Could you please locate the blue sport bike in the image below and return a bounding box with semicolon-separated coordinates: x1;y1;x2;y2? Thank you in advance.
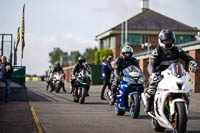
115;65;145;118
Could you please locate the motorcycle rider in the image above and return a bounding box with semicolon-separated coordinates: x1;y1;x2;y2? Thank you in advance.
46;66;54;90
145;29;198;112
53;62;64;73
111;45;141;105
52;62;66;93
70;56;91;95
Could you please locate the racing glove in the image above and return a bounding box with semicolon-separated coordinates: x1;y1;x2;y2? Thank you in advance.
189;61;198;73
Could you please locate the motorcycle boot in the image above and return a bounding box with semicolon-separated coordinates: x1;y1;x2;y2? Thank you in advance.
145;86;156;112
110;86;117;105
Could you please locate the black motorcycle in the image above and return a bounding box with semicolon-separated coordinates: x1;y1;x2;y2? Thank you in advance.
73;68;91;104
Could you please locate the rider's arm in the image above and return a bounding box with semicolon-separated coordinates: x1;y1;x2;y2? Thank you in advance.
177;47;195;62
114;58;121;79
73;64;79;76
177;47;196;71
150;48;160;73
132;57;141;71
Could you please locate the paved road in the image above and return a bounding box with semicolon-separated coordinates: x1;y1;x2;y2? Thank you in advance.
27;82;200;133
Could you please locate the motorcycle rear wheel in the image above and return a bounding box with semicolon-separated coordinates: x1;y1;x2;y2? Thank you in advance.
73;88;79;102
115;105;125;116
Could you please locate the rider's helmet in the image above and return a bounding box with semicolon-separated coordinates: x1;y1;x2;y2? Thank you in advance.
158;29;176;50
55;61;60;67
121;45;133;60
78;56;85;65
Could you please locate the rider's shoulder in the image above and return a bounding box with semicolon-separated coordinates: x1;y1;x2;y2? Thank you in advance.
115;56;122;63
173;46;183;52
152;47;159;57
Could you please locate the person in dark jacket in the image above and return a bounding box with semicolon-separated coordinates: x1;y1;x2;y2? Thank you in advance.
70;56;90;95
0;56;13;102
52;62;66;93
100;56;113;100
145;29;198;112
111;45;141;105
53;62;64;73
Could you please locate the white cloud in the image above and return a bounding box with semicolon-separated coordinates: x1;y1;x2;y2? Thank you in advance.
21;33;98;75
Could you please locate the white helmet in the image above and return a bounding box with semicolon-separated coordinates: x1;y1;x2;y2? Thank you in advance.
122;45;133;54
121;45;133;59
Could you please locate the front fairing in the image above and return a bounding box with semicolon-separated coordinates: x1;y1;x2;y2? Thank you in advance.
116;66;145;110
76;69;91;86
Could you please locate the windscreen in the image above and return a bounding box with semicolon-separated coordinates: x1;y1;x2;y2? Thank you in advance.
123;65;141;73
168;63;184;77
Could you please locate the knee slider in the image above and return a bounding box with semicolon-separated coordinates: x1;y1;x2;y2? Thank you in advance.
146;88;155;96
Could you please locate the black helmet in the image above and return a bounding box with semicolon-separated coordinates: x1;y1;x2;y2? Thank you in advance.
78;56;85;64
158;29;176;50
55;61;60;67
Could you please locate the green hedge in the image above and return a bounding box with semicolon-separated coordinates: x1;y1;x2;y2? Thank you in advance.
95;49;113;65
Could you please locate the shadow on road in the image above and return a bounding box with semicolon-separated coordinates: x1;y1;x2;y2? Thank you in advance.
138;114;151;120
28;90;53;102
189;116;200;120
85;102;108;105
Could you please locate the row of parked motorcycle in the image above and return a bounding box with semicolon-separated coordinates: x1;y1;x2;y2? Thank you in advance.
47;62;194;133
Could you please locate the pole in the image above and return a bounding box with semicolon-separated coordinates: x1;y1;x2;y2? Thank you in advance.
121;22;124;46
1;34;4;56
125;20;128;45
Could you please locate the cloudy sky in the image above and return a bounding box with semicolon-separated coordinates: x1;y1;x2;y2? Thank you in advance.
0;0;200;75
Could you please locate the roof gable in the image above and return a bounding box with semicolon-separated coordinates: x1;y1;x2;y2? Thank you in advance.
113;9;198;32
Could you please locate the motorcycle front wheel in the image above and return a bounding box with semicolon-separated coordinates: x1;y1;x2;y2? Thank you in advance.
73;88;79;102
130;93;140;119
173;102;187;133
79;87;86;104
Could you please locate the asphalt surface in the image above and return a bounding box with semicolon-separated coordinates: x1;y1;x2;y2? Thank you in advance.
0;101;37;133
28;81;200;133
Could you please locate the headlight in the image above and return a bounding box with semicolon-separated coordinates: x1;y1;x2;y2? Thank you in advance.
138;78;144;82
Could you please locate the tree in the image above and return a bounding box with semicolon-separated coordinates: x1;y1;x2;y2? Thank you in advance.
49;48;65;65
68;51;81;65
83;47;98;63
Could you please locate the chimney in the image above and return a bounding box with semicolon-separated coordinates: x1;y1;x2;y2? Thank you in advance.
141;0;149;11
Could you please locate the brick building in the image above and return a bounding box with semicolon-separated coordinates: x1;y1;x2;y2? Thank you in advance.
95;5;200;92
96;8;199;59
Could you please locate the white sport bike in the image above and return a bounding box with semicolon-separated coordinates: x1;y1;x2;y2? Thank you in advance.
142;63;194;133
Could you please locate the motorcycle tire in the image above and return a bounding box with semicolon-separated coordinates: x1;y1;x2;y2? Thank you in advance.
130;93;140;119
115;105;125;116
73;88;79;102
174;102;187;133
152;119;165;132
79;88;86;104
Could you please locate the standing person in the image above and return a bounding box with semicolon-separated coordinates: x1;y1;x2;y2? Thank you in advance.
0;56;13;102
100;56;113;100
145;29;198;112
111;45;141;105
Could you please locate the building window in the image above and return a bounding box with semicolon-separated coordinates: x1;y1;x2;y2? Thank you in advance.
127;34;141;45
110;36;115;49
175;35;191;44
102;38;110;49
141;35;148;44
